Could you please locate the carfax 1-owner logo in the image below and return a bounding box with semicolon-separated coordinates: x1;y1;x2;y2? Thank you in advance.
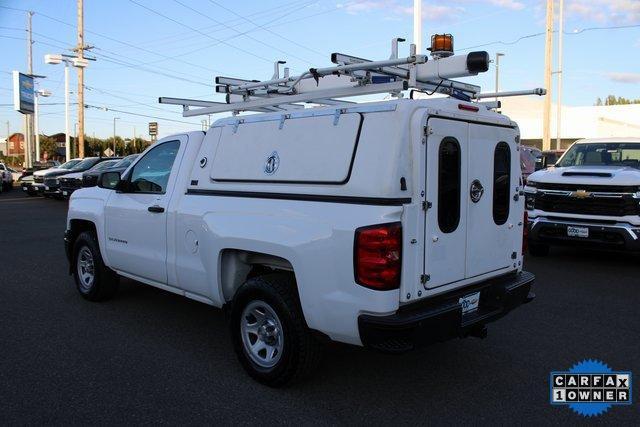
550;359;632;417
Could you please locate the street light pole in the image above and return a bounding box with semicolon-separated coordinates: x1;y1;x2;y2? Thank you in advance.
113;117;120;156
495;52;504;103
34;89;50;161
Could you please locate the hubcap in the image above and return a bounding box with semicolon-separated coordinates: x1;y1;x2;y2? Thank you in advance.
76;246;95;291
240;300;284;368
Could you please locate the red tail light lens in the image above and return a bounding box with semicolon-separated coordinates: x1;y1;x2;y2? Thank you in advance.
354;222;402;290
523;211;529;254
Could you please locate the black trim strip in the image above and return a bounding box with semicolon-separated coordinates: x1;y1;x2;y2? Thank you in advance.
428;115;517;129
212;113;364;185
186;189;412;206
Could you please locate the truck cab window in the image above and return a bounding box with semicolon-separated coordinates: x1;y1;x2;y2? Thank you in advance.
493;141;511;225
438;137;461;233
129;140;180;194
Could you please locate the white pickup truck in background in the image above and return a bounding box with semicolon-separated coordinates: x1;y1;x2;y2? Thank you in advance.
526;138;640;255
65;98;535;386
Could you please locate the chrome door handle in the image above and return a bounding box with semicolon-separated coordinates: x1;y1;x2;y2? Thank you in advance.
148;205;165;213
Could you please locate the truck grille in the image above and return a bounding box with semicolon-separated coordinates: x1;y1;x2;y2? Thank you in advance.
60;178;82;189
34;175;44;183
82;175;99;187
535;193;640;217
44;177;58;187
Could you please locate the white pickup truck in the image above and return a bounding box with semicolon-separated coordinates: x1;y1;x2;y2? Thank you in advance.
65;97;535;386
525;137;640;255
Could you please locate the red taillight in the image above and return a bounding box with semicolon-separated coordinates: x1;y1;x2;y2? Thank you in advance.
523;211;529;254
354;222;402;290
458;103;479;112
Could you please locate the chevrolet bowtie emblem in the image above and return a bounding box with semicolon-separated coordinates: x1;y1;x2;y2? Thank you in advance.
571;189;592;199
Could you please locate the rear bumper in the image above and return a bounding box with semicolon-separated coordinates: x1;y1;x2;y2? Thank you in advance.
358;271;535;352
529;216;640;250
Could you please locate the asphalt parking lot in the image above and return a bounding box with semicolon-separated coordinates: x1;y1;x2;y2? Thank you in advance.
1;191;638;424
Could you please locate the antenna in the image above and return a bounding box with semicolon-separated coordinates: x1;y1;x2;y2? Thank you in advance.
160;37;545;117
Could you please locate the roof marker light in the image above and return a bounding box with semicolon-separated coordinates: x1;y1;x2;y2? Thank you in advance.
458;103;479;112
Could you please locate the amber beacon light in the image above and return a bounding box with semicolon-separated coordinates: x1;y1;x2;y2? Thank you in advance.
429;34;454;58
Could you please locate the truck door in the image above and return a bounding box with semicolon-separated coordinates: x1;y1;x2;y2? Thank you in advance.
104;137;185;284
423;118;469;289
465;124;518;277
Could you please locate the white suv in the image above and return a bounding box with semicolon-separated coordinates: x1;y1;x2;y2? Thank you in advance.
525;138;640;255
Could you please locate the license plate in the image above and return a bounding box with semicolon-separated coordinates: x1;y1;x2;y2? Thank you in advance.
45;186;49;190
567;226;589;238
459;291;481;314
63;191;68;196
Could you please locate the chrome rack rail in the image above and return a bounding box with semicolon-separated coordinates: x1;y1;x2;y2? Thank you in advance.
160;38;545;117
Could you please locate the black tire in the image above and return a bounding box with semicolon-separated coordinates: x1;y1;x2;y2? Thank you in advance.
229;273;323;387
72;231;119;301
528;242;550;257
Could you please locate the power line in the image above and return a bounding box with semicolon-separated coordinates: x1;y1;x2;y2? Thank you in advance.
171;0;314;65
459;23;640;51
0;4;225;76
97;1;322;71
85;104;200;125
130;0;317;48
207;0;327;58
128;0;274;63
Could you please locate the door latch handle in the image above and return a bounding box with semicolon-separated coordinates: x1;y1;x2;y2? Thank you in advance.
148;205;165;213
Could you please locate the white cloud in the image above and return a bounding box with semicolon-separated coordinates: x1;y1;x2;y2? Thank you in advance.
567;0;640;24
337;1;464;21
607;72;640;84
487;0;525;11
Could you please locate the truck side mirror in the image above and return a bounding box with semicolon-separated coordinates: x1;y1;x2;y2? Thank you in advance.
99;171;122;190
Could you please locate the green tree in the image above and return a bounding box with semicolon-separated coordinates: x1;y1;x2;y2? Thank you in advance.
39;135;58;159
598;95;640;106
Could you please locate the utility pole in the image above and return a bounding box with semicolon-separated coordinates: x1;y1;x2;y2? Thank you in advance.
413;0;422;52
542;0;554;151
65;63;71;160
556;0;564;151
26;11;34;168
76;0;86;158
113;117;120;156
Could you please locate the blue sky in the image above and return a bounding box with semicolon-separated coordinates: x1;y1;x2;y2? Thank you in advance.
1;0;639;139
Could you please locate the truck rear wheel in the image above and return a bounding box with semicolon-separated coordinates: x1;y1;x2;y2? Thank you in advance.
72;231;119;301
229;273;323;387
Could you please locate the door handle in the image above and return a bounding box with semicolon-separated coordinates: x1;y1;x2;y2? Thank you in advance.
148;205;165;213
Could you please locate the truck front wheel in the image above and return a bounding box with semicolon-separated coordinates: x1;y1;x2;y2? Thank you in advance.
72;231;119;301
229;273;323;387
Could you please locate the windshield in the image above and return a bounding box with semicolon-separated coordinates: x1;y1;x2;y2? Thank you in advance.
60;160;82;170
70;158;99;171
89;160;119;171
557;143;640;169
113;154;138;168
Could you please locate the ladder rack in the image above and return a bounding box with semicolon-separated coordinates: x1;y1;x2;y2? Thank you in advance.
160;38;545;117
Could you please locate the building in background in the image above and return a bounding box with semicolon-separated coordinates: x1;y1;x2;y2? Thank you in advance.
6;133;25;157
500;98;640;149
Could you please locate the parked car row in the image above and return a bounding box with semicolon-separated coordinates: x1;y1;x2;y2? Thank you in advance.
20;154;139;199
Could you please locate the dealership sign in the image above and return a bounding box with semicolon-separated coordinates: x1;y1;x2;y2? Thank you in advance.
13;71;35;114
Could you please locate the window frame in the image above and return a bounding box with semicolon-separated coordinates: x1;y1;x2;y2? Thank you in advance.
124;140;181;195
437;137;462;234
